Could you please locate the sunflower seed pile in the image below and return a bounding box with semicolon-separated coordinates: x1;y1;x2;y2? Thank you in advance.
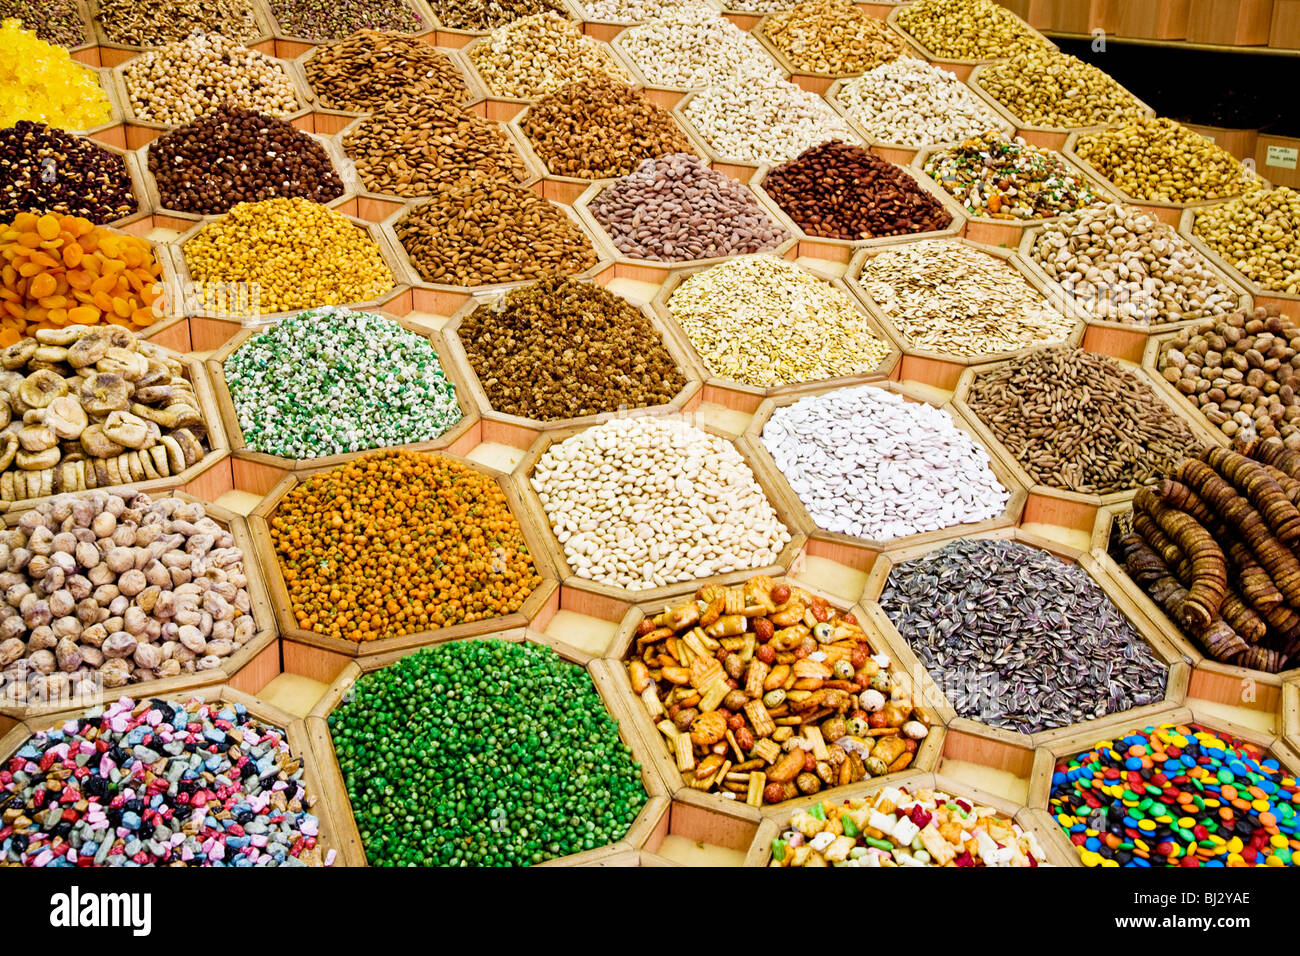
879;538;1168;734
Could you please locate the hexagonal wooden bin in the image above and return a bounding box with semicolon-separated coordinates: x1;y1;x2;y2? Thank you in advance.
1179;204;1300;318
950;345;1227;544
302;631;669;866
265;0;439;59
750;7;925;95
1026;706;1300;867
0;492;276;721
85;0;278;66
246;449;559;660
846;237;1088;392
650;256;903;415
884;3;1058;81
513;418;807;606
0;683;342;866
604;576;945;818
205;312;481;497
744;380;1027;559
440;284;702;435
859;526;1190;757
748;155;970;276
608;17;786;98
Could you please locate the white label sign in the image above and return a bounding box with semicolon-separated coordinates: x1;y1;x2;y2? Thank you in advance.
1266;145;1299;170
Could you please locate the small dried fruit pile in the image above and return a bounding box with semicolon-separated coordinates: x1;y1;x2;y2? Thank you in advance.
629;575;930;807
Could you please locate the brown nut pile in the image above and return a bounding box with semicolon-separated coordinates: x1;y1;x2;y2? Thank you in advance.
1192;186;1300;296
459;277;685;420
762;141;952;241
760;0;908;76
629;576;930;807
1115;438;1300;673
966;346;1202;495
466;12;630;100
342;94;528;198
977;49;1148;129
894;0;1048;59
395;173;599;287
0;325;209;505
1158;307;1300;447
431;0;568;30
0;490;257;694
95;0;261;46
302;30;472;114
1074;118;1255;205
519;80;693;180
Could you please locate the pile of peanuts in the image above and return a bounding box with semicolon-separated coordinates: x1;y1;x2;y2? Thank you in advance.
1191;186;1300;295
617;8;783;90
467;12;629;99
759;0;908;76
1074;118;1256;204
976;49;1148;129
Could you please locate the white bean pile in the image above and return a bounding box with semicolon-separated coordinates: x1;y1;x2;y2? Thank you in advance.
680;72;862;165
530;416;791;590
618;8;782;89
833;57;1010;147
581;0;717;22
762;386;1010;541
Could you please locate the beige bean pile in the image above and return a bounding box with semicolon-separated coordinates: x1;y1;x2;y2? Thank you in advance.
833;57;1010;147
1030;202;1239;326
1074;118;1255;204
1192;186;1300;295
681;73;862;165
668;255;892;387
894;0;1048;59
123;34;300;126
342;94;528;197
530;416;791;590
1157;307;1300;446
467;12;630;99
857;239;1077;357
760;0;908;76
977;49;1148;129
617;8;782;90
725;0;796;10
579;0;719;23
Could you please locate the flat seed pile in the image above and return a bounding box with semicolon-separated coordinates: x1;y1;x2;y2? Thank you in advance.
148;107;343;215
668;255;892;387
681;73;863;166
459;277;684;421
395;174;598;287
1075;117;1255;205
224;307;462;459
269;450;542;642
1156;307;1300;447
1115;438;1300;674
880;538;1167;734
832;57;1010;147
588;153;790;261
430;0;568;30
759;0;908;76
0;1;84;47
1192;186;1300;295
0;122;135;224
519;80;693;180
183;198;394;314
1;697;330;867
329;640;646;867
467;12;630;100
762;141;953;241
857;239;1077;358
122;34;301;127
894;0;1048;59
977;49;1148;129
965;346;1203;495
580;0;715;21
923;132;1097;220
95;0;261;46
268;0;425;40
618;8;784;90
531;416;791;589
342;94;528;197
302;30;471;114
762;386;1010;541
1030;202;1239;326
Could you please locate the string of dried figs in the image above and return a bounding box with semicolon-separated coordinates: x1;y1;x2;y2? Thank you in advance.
629;575;930;807
0;324;209;506
1114;436;1300;673
0;489;256;702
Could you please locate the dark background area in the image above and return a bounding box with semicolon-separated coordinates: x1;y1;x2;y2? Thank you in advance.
1055;37;1300;136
